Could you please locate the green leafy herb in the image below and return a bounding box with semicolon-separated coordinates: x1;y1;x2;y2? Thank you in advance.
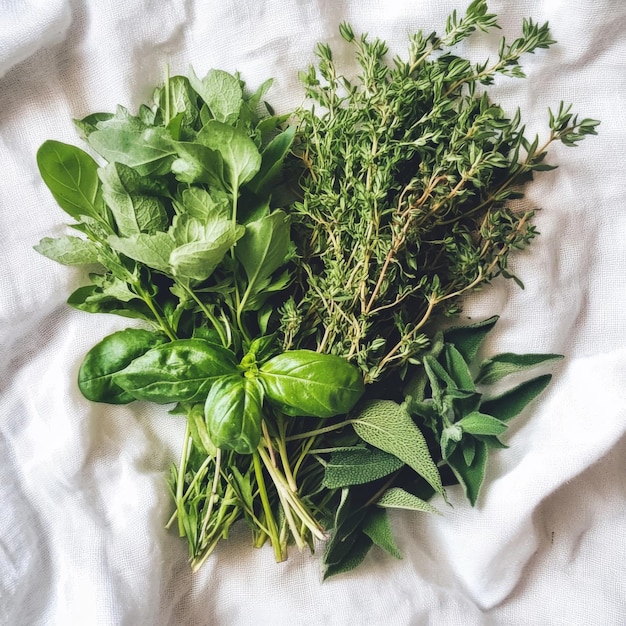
34;0;597;579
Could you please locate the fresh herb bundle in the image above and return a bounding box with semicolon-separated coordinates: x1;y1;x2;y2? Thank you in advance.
35;1;597;578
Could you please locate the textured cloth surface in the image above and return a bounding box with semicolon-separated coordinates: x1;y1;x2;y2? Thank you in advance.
1;1;625;624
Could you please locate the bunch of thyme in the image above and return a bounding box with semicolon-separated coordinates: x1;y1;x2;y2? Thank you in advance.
284;0;598;383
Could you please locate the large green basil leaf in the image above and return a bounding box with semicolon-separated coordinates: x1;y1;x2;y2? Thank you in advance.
205;376;263;454
259;350;364;418
78;328;166;403
114;339;238;404
37;140;103;221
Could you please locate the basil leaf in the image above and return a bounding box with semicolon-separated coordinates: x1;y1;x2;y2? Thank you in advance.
108;232;175;274
37;140;103;221
34;235;101;266
260;350;364;418
236;210;291;309
78;328;166;403
204;376;263;454
114;339;238;403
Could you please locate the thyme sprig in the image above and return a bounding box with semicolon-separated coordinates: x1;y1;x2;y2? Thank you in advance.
286;3;597;384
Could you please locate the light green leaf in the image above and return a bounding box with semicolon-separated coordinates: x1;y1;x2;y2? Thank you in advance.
171;142;225;187
170;214;244;282
376;487;440;514
322;447;404;489
188;68;243;125
197;120;261;190
159;75;199;128
352;400;444;496
444;343;475;390
108;232;175;273
476;352;563;385
34;235;101;266
236;210;291;308
88;127;176;176
457;411;508;436
178;187;229;221
99;162;168;235
362;509;402;559
37;140;103;220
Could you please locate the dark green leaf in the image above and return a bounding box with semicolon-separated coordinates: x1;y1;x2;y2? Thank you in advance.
361;509;402;559
322;447;404;489
443;315;499;363
248;125;296;194
476;352;563;385
260;350;364;418
78;328;165;403
444;343;475;390
456;411;508;435
37;140;103;220
114;338;239;403
447;439;488;506
480;374;553;421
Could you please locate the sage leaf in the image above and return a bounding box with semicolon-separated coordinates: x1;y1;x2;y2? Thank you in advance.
476;352;563;385
444;343;475;390
361;509;402;559
188;68;243;125
114;338;238;403
204;376;263;454
376;487;440;514
260;350;364;418
78;328;165;403
456;411;508;436
447;440;488;506
34;235;101;266
352;400;444;496
37;140;103;220
480;374;553;421
443;315;499;363
322;447;404;489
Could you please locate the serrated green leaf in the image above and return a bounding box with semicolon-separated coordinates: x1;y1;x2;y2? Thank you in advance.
362;509;402;559
480;374;553;422
108;232;175;274
322;447;404;489
352;399;444;496
376;487;440;514
476;352;563;385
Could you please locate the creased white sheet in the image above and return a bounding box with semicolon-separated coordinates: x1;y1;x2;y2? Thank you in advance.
1;1;625;624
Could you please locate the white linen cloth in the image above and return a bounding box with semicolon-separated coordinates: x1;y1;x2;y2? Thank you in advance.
1;1;625;624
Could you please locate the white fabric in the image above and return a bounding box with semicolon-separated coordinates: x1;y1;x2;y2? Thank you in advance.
1;1;625;623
